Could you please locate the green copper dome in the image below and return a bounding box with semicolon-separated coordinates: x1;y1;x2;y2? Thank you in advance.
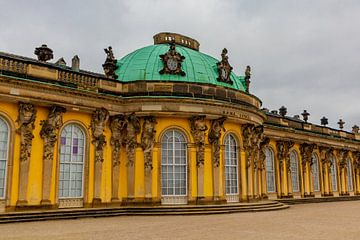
115;44;246;91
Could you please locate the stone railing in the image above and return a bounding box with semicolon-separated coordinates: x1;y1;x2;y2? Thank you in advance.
58;70;99;90
0;57;28;74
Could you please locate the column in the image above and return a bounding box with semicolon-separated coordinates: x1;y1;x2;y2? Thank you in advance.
240;150;247;201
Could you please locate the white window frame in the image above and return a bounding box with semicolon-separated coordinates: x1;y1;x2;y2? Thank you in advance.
347;158;353;192
330;156;338;192
0;117;9;200
312;154;320;192
59;124;85;199
161;129;188;197
265;147;276;193
224;134;239;195
290;151;300;193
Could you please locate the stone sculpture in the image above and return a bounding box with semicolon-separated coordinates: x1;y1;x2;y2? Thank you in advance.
125;113;141;166
40;105;66;162
91;108;109;162
208;117;226;167
141;116;157;170
189;115;208;166
16;102;37;162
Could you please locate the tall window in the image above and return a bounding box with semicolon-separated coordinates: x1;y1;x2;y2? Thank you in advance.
59;124;85;198
265;147;276;193
330;156;338;192
161;129;187;196
224;134;238;195
290;151;300;192
347;158;353;192
312;154;320;192
0;118;9;199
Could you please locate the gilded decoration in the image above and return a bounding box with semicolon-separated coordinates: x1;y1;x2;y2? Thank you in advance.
242;124;264;169
125;113;141;166
40;105;66;162
109;114;126;167
189;115;208;167
159;41;186;76
91;108;109;162
16;102;37;162
276;140;294;172
216;48;233;84
102;46;118;79
141;116;157;170
299;143;317;173
208;117;226;167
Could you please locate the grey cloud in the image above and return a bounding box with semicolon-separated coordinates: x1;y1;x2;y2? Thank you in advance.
1;0;360;129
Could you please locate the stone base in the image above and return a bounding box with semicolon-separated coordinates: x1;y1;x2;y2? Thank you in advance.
304;194;315;198
92;198;103;207
40;199;52;205
16;200;28;207
121;197;161;206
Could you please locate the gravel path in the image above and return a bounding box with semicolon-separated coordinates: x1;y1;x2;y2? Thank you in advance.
1;201;360;240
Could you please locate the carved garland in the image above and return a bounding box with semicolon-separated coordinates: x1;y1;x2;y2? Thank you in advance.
91;108;109;162
16;102;37;162
141;116;157;170
189;115;208;167
208;117;226;167
40;105;66;162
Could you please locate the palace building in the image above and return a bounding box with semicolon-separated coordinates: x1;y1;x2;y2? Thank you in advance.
0;32;359;212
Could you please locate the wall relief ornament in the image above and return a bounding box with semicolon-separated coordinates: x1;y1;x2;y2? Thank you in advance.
242;124;264;169
102;46;118;79
337;149;349;169
189;115;208;167
109;114;127;167
216;48;233;84
40;105;66;162
276;140;295;172
159;41;186;76
299;143;317;172
16;102;37;162
141;116;157;170
208;117;226;167
125;113;141;167
91;108;109;162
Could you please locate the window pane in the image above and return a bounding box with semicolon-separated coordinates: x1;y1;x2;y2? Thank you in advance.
59;124;85;199
161;130;187;197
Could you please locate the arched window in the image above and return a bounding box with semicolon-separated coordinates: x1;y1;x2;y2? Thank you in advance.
265;147;276;193
161;129;187;197
330;155;338;192
312;154;320;192
347;158;353;192
59;124;85;198
224;134;238;195
290;151;300;192
0;118;9;199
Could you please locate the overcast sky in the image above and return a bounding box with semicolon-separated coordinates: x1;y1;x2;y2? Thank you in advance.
1;0;360;130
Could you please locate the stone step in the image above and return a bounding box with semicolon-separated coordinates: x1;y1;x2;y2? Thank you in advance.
0;201;288;224
277;196;360;205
